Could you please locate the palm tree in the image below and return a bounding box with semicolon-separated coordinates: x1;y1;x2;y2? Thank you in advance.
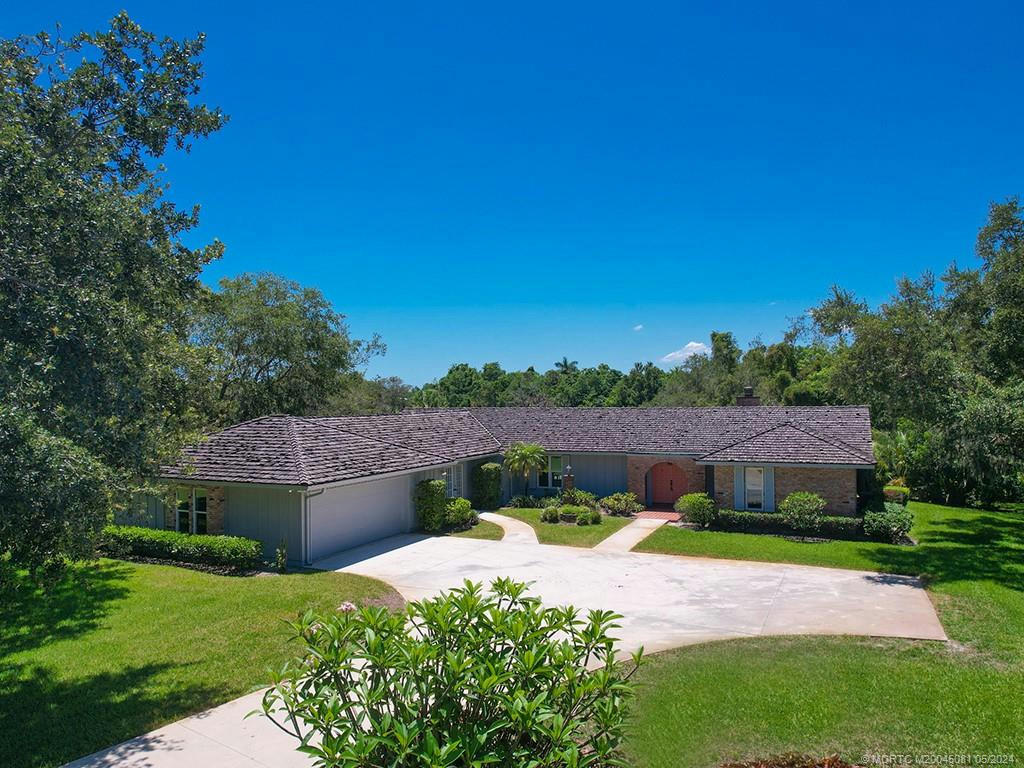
554;356;579;375
502;442;548;497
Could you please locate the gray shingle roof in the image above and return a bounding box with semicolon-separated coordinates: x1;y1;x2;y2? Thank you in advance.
467;406;875;463
160;405;874;488
695;421;873;465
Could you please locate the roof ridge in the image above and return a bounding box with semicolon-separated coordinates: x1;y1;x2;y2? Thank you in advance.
465;412;504;451
294;416;456;463
698;420;795;458
698;420;870;463
781;421;872;463
283;417;311;485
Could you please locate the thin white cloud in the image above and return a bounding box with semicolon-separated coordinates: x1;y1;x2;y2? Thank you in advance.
633;324;644;331
660;341;710;363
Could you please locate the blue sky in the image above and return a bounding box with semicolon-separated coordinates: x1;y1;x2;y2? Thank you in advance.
6;2;1023;384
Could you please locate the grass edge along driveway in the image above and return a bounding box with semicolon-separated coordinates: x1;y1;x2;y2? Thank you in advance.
624;501;1024;766
497;506;632;547
0;560;401;768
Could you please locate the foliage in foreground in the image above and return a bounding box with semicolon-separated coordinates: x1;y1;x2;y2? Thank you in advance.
260;578;641;768
0;14;225;576
100;525;263;569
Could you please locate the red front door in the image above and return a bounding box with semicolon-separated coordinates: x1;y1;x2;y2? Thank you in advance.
650;462;686;506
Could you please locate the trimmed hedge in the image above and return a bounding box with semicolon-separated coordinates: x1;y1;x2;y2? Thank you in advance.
675;492;716;528
415;479;447;532
599;492;644;517
713;510;863;539
101;525;263;569
864;502;914;543
471;462;502;510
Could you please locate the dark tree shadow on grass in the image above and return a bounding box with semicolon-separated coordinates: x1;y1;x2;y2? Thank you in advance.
857;509;1024;592
0;661;221;768
0;560;132;658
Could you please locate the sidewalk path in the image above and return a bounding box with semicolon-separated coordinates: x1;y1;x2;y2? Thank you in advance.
593;517;666;552
479;511;539;544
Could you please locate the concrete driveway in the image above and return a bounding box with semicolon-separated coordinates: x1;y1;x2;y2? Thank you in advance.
67;532;945;767
316;531;946;654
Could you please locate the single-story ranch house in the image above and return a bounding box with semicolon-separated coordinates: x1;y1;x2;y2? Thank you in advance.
122;397;875;565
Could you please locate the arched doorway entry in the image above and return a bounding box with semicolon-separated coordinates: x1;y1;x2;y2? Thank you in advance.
648;462;687;507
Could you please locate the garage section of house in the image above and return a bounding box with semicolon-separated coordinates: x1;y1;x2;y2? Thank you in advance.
139;403;874;564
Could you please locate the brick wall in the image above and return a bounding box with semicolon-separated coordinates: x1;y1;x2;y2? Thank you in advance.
774;467;858;516
626;455;705;505
713;465;735;508
207;486;226;534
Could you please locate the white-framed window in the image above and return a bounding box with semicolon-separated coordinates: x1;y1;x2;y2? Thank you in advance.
174;487;190;532
537;455;563;489
193;489;208;534
172;487;209;534
744;467;764;510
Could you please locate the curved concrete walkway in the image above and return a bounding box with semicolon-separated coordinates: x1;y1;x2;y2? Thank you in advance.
479;511;539;544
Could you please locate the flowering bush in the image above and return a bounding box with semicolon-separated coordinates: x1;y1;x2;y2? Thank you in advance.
259;579;641;767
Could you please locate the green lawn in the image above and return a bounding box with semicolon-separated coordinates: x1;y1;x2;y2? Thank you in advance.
625;502;1024;766
498;507;633;547
0;560;400;768
449;519;504;540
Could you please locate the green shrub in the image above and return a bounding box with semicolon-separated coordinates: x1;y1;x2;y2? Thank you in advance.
599;491;644;516
468;510;480;527
586;508;603;525
539;507;561;523
470;462;502;510
779;491;827;532
414;479;447;532
713;510;862;539
260;579;641;767
539;495;561;509
883;485;910;506
818;515;864;539
558;505;590;524
558;487;598;508
508;494;542;508
864;502;914;543
675;492;716;528
100;525;262;569
445;497;474;529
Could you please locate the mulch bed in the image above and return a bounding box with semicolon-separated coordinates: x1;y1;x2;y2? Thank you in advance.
104;553;263;577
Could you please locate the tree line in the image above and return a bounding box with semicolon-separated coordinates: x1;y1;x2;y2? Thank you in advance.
2;15;1021;579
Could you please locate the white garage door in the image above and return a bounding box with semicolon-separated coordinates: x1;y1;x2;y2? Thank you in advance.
307;474;415;561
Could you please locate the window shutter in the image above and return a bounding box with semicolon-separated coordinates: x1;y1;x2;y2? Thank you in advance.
764;467;775;512
733;466;744;510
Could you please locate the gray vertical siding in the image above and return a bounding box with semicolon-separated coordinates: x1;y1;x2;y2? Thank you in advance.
499;452;629;501
564;453;628;498
224;485;303;562
116;493;165;528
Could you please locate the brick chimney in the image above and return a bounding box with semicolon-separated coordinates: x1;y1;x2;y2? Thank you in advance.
736;386;761;406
